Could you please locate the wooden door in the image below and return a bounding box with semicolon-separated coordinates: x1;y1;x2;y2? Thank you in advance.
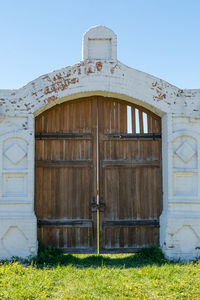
35;97;98;253
35;96;162;253
98;98;162;252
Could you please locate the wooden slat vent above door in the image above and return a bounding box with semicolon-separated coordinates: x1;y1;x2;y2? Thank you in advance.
101;98;161;135
127;105;161;134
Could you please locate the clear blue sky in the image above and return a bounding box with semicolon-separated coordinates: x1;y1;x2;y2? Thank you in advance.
1;0;200;90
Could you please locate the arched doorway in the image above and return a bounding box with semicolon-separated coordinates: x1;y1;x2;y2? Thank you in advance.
35;96;162;253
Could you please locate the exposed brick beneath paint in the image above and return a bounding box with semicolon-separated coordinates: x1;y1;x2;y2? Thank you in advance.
0;59;199;116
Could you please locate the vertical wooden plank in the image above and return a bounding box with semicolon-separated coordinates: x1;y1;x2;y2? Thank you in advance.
75;168;81;219
110;100;114;133
71;101;75;132
131;107;136;134
114;101;118;133
75;101;80;132
65;102;69;132
79;101;83;131
119;103;127;133
135;167;141;219
35;115;43;134
147;115;152;133
152;117;161;134
46;109;52;133
113;101;116;132
51;107;56;133
54;105;60;132
139;109;144;133
87;99;91;132
60;103;64;133
124;103;127;133
68;102;73;132
43;111;47;133
103;100;108;133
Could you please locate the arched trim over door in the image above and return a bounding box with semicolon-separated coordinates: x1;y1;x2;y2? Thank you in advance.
35;96;162;253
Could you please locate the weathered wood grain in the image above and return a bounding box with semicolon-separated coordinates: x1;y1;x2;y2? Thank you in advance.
35;96;162;252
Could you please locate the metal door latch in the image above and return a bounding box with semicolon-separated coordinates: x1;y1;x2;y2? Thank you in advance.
99;196;105;212
90;196;105;212
91;196;97;212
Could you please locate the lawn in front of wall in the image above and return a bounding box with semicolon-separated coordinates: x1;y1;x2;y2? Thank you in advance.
0;247;200;299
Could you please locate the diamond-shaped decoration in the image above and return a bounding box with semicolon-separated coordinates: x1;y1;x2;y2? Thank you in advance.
175;142;196;163
4;144;26;164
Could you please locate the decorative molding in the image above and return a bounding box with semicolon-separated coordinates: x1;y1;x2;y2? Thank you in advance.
175;141;196;163
4;143;26;165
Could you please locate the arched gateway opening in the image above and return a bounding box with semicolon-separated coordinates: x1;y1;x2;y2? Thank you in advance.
35;96;162;253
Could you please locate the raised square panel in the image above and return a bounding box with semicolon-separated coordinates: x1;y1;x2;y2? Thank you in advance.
174;172;197;196
88;39;111;59
3;173;27;197
175;142;196;163
2;226;28;257
4;144;26;165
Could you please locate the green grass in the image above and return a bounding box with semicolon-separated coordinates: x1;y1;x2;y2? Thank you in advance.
0;246;200;299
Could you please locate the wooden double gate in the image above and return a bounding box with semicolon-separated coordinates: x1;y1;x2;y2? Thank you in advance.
35;96;162;253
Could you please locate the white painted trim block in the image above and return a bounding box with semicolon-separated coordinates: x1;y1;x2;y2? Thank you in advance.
82;25;117;60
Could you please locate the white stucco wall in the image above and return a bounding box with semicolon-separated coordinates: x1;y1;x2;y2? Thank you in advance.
0;25;200;260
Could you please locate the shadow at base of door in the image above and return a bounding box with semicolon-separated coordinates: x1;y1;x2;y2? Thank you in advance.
61;246;158;254
35;244;166;269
